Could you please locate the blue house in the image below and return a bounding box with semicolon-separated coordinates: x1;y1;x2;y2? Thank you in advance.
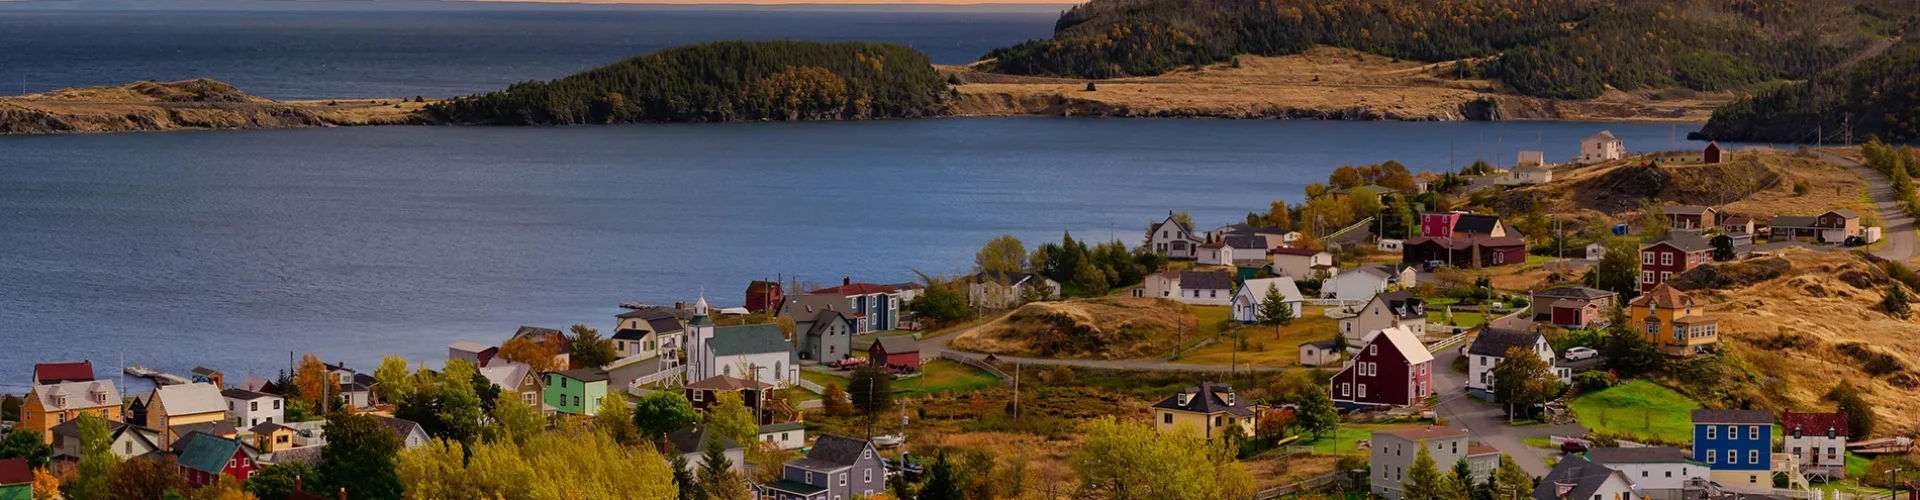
1691;409;1774;489
806;280;901;333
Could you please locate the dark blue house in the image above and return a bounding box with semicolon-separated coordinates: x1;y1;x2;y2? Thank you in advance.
1692;409;1774;489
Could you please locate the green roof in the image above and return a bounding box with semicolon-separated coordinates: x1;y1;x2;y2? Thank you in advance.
176;433;243;474
708;324;790;356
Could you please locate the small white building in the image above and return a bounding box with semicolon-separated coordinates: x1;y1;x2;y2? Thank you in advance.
1463;328;1571;401
1322;265;1415;302
222;388;284;429
1198;235;1268;267
1269;248;1335;279
1378;239;1404;253
1580;131;1627;163
1174;271;1235;306
1586;447;1707;493
1782;412;1851;479
966;271;1060;310
1496;164;1553;186
1149;212;1204;260
1231;277;1303;323
1298;339;1343;367
1139;270;1182;299
757;422;806;451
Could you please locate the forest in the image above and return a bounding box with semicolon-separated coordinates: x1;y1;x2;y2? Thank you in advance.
1696;38;1920;143
428;41;951;125
980;0;1908;100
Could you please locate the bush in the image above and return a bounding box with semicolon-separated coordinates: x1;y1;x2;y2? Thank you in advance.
1574;371;1617;392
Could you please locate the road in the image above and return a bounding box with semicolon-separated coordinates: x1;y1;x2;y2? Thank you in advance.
1823;152;1918;261
1427;347;1586;478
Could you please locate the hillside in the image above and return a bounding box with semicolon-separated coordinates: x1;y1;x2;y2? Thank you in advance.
1498;149;1872;220
979;0;1905;101
1696;38;1920;143
949;297;1190;360
427;41;950;125
0;79;429;135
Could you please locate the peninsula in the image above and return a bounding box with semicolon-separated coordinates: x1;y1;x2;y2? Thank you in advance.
0;79;429;135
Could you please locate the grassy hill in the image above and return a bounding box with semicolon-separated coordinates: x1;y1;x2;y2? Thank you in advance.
980;0;1907;100
949;297;1193;360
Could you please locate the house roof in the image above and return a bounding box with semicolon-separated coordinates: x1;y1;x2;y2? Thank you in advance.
1586;130;1619;142
1377;426;1468;442
221;388;276;401
1587;447;1693;465
781;294;851;323
665;426;744;455
1642;232;1713;253
155;383;229;417
33;361;95;384
1374;291;1426;319
1150;382;1256;417
872;336;920;355
1628;284;1694;309
1468;328;1544;357
1238;277;1303;304
1362;326;1433;365
479;361;532;391
448;341;493;353
803;309;854;340
1770;215;1819;228
799;434;874;468
1663;206;1715;216
250;422;295;435
176;432;245;474
239;375;275;393
747;280;782;293
763;479;828;496
1221;234;1268;250
809;283;899;296
172;421;238;445
267;446;325;467
1782;412;1849;437
760;422;806;434
1452;214;1505;235
975;271;1037;285
1216;224;1288;237
372;415;425;442
1269;247;1328;257
1157;212;1195;234
1469;445;1501;457
0;458;30;486
1535;286;1616;301
192;366;221;377
1826;209;1861;219
1404;236;1526;250
32;379;120;412
708;324;792;357
687;375;773;391
1532;455;1622;500
1179;271;1233;290
611;328;652;341
1691;409;1774;424
1722;216;1753;226
548;368;609;383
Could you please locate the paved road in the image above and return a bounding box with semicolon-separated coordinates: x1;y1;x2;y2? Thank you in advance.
1428;347;1586;478
1823;152;1918;261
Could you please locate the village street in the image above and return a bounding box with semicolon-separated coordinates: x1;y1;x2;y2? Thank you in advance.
1823;152;1918;261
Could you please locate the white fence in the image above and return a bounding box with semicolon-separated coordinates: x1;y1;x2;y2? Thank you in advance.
796;378;826;394
1308;299;1366;308
630;365;685;388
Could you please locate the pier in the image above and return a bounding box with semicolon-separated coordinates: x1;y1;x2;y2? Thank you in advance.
123;365;190;386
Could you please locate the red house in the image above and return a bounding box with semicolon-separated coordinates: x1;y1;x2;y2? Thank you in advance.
174;432;259;487
1329;326;1434;408
1420;212;1509;239
869;336;921;370
745;280;785;315
1704;141;1724;164
1638;232;1713;293
1401;236;1526;269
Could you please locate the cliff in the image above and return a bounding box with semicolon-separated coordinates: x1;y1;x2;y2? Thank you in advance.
0;79;432;135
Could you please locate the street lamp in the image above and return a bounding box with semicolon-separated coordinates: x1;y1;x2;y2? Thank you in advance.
1888;468;1904;500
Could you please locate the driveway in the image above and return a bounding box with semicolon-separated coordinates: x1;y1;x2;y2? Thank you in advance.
1428;347;1586;477
1822;152;1918;261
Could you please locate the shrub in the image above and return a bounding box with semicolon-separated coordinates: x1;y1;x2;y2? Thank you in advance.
1792;181;1811;196
1574;371;1617;392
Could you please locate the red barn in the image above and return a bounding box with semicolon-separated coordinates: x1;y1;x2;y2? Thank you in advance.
175;432;259;487
1329;326;1434;409
870;336;921;370
745;280;785;314
1704;141;1724;164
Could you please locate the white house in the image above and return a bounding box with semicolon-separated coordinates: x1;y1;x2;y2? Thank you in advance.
372;415;431;450
1580;131;1626;163
222;388;284;429
685;298;798;388
967;271;1060;309
1532;455;1640;500
758;422;807;451
1198;235;1268;267
1585;242;1607;261
1496;164;1553;186
1782;412;1851;479
1269;248;1335;279
479;361;540;408
1336;291;1427;348
1149;212;1203;260
669;426;746;475
1298;339;1343;367
1231;277;1303;323
1464;328;1571;401
1322;265;1415;302
1586;447;1708;493
1173;271;1234;306
1517;150;1546;167
1137;270;1181;299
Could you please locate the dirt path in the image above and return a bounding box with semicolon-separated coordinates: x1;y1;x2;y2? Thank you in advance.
1821;151;1918;261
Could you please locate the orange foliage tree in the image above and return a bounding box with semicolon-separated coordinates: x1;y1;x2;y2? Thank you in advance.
498;336;565;373
291;353;337;410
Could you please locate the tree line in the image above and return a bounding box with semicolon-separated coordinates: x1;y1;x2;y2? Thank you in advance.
1698;36;1920;143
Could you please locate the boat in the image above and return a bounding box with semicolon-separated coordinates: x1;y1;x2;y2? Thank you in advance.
871;434;904;448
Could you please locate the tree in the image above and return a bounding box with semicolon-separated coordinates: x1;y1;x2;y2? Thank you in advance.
1329;166;1365;189
706;391;758;447
31;468;58;500
1825;382;1877;439
1346;189;1384;224
956;450;998;500
1019;279;1058;304
1592;237;1641;298
1447;459;1476;500
1489;455;1531;500
633;391;700;450
1296;386;1339;440
319;413;405;500
487;390;543;445
568;324;618;369
62;414;116;500
822;383;854;417
1257;284;1296;329
1404;442;1446;500
1070;259;1110;296
0;428;52;469
105;454;189;500
848;364;894;420
594;394;642;447
911;279;970;324
917;452;964;500
435;358;484;443
746;442;796;485
1264;201;1293;229
1882;284;1911;319
1638;201;1670;238
372;355;417;408
672;453;697;500
246;462;316;500
1071;417;1249;500
1492;346;1558;421
498;335;565;373
1710;235;1736;262
471;370;501;416
1171;211;1194;231
291;353;337;410
191;476;257;500
1255;408;1296;440
1602;305;1663;378
1383;196;1416;239
696;438;750;500
1378;161;1419;194
976;235;1028;274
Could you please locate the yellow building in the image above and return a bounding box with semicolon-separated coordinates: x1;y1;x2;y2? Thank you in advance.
250;422;301;453
19;380;122;444
144;383;232;451
1628;284;1720;357
1151;382;1258;440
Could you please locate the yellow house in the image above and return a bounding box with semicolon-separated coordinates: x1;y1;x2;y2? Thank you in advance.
1151;382;1258;440
250;422;301;453
19;380;122;444
1628;284;1720;357
144;383;231;451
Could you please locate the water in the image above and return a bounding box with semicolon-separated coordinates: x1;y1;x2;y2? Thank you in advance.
1;119;1706;393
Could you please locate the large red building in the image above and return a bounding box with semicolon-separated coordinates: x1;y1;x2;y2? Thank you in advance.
745;280;785;314
1639;233;1713;293
1329;326;1434;409
1401;236;1527;269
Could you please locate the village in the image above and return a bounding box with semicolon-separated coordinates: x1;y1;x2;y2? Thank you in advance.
2;134;1919;500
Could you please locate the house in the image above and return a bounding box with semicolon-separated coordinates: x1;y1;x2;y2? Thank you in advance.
1497;164;1553;186
1148;212;1205;260
510;326;571;369
222;389;283;429
1585;242;1606;261
1580;131;1627;163
1464;328;1571;401
1329;326;1433;409
1231;277;1303;323
686;299;798;387
1209;224;1295;248
0;458;30;500
479;360;541;408
1370;426;1498;500
238;375;276;394
1173;271;1234;306
19;379;120;444
50;419;161;462
1299;340;1343;367
1704;142;1724;164
758;422;807;451
173;432;261;487
1639;232;1713;293
1269;248;1335;279
612;307;687;361
371;415;429;449
966;271;1060;310
145;383;235;451
1139;270;1182;299
1692;409;1775;491
1531;286;1618;329
32;361;94;385
191;367;225;388
543;369;610;416
1530;455;1638;500
1150;382;1258;440
1770;210;1863;243
1663;206;1718;232
1415;172;1443;193
250;422;301;454
808;279;902;332
746;280;786;314
1322;265;1414;302
667;426;745;474
1517;150;1547;167
1782;412;1850;480
1337;291;1427;347
1422;212;1510;239
1721;216;1755;236
447;341;497;368
869;336;921;370
1403;236;1527;269
1587;447;1708;493
882;282;924;307
1629;284;1720;357
762;434;888;500
779;294;857;364
685;375;775;425
1198;234;1269;266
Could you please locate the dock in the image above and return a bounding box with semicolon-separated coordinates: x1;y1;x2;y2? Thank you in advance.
124;365;190;386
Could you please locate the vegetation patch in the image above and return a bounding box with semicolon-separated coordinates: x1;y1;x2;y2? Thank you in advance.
951;297;1193;359
1569;380;1700;444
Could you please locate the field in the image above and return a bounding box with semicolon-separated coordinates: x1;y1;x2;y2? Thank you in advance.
1297;423;1425;456
1427;310;1487;329
897;360;1001;397
1569;380;1700;443
1179;306;1339;367
0;79;427;134
950;297;1194;359
800;369;848;390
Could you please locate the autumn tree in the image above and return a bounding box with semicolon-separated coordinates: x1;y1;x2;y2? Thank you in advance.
372;355;417;405
291;354;337;411
975;235;1028;275
747;442;796;485
707;391;758;446
1019;279;1058;304
594;394;642;447
1264;201;1293;229
1488;455;1531;500
1378;161;1418;194
1071;417;1253;500
1329;166;1365;189
1491;346;1558;421
633;391;700;451
1255;408;1296;440
397;423;677;500
105;453;189;500
62;414;116;500
30;468;58;500
568;324;617;369
498;335;564;373
822;383;854;417
487;390;544;445
190;476;256;500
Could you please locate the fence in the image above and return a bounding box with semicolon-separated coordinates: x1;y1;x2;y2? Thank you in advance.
939;351;1014;385
1550;435;1654;448
1255;472;1351;499
796;379;826;394
630;365;685;388
1326;216;1377;242
1307;299;1366;308
1427;333;1469;351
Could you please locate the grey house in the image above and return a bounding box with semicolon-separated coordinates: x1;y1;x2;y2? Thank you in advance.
1370;426;1500;500
762;434;886;500
778;295;857;364
667;426;746;475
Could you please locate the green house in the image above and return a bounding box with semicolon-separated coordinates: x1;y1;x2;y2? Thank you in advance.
0;458;31;500
543;369;610;416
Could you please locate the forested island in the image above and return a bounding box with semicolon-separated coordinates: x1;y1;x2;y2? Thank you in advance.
427;41;952;125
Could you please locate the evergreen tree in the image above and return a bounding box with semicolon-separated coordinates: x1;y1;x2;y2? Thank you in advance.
61;415;116;500
916;453;964;500
1602;305;1664;378
1882;284;1910;319
1593;238;1641;298
1710;235;1736;262
696;438;750;500
1257;284;1297;330
1296;386;1340;440
318;413;404;500
1489;455;1532;500
672;453;698;500
0;429;52;470
848;364;893;419
1448;459;1477;500
1404;443;1446;500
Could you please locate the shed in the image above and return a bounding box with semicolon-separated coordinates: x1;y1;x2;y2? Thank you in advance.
1704;142;1723;164
1299;339;1342;367
870;336;921;369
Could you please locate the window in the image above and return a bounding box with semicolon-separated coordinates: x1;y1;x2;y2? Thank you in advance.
1163;413;1173;424
1213;416;1223;427
1749;450;1759;464
1370;345;1378;355
1828;447;1838;459
1749;426;1758;440
1642;471;1649;477
840;473;848;487
1642;271;1655;284
228;459;236;468
1708;426;1717;440
1341;383;1351;397
1665;471;1672;478
865;470;873;483
1643;252;1656;265
693;391;704;402
273;400;280;410
573;396;580;407
560;377;568;388
864;450;872;460
806;472;813;483
251;401;258;412
1357;384;1367;398
1727;450;1737;464
1660;271;1672;283
1707;453;1716;464
1660;253;1673;266
1727;425;1737;439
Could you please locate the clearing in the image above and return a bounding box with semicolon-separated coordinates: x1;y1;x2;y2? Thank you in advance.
1178;306;1340;367
950;297;1195;360
1569;380;1700;444
896;360;1001;397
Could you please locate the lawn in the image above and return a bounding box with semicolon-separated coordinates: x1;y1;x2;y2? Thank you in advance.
896;360;1000;397
781;387;820;404
1525;255;1556;265
1427;310;1486;329
800;369;849;390
1845;452;1872;479
1299;423;1424;456
1180;306;1339;367
1569;380;1700;444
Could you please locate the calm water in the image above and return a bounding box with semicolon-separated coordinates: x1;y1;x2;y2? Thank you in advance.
1;119;1706;392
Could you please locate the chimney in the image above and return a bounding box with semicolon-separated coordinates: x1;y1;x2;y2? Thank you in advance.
295;475;302;493
843;277;851;286
339;488;347;500
675;301;686;310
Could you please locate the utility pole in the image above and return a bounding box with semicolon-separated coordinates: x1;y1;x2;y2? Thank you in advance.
1013;363;1021;421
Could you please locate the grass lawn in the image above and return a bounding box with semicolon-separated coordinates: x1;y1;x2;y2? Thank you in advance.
1569;380;1700;443
897;360;1000;397
1845;452;1872;479
800;369;848;390
1525;255;1556;265
1424;298;1462;307
780;387;820;404
1427;310;1486;329
1522;437;1551;448
1300;423;1423;456
1180;306;1339;367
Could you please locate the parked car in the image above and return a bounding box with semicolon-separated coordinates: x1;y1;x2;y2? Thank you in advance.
1845;236;1867;247
1423;260;1450;272
1561;438;1590;455
829;357;869;369
1564;347;1599;361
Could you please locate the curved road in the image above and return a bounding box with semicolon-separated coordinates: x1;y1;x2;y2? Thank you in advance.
1824;152;1918;261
